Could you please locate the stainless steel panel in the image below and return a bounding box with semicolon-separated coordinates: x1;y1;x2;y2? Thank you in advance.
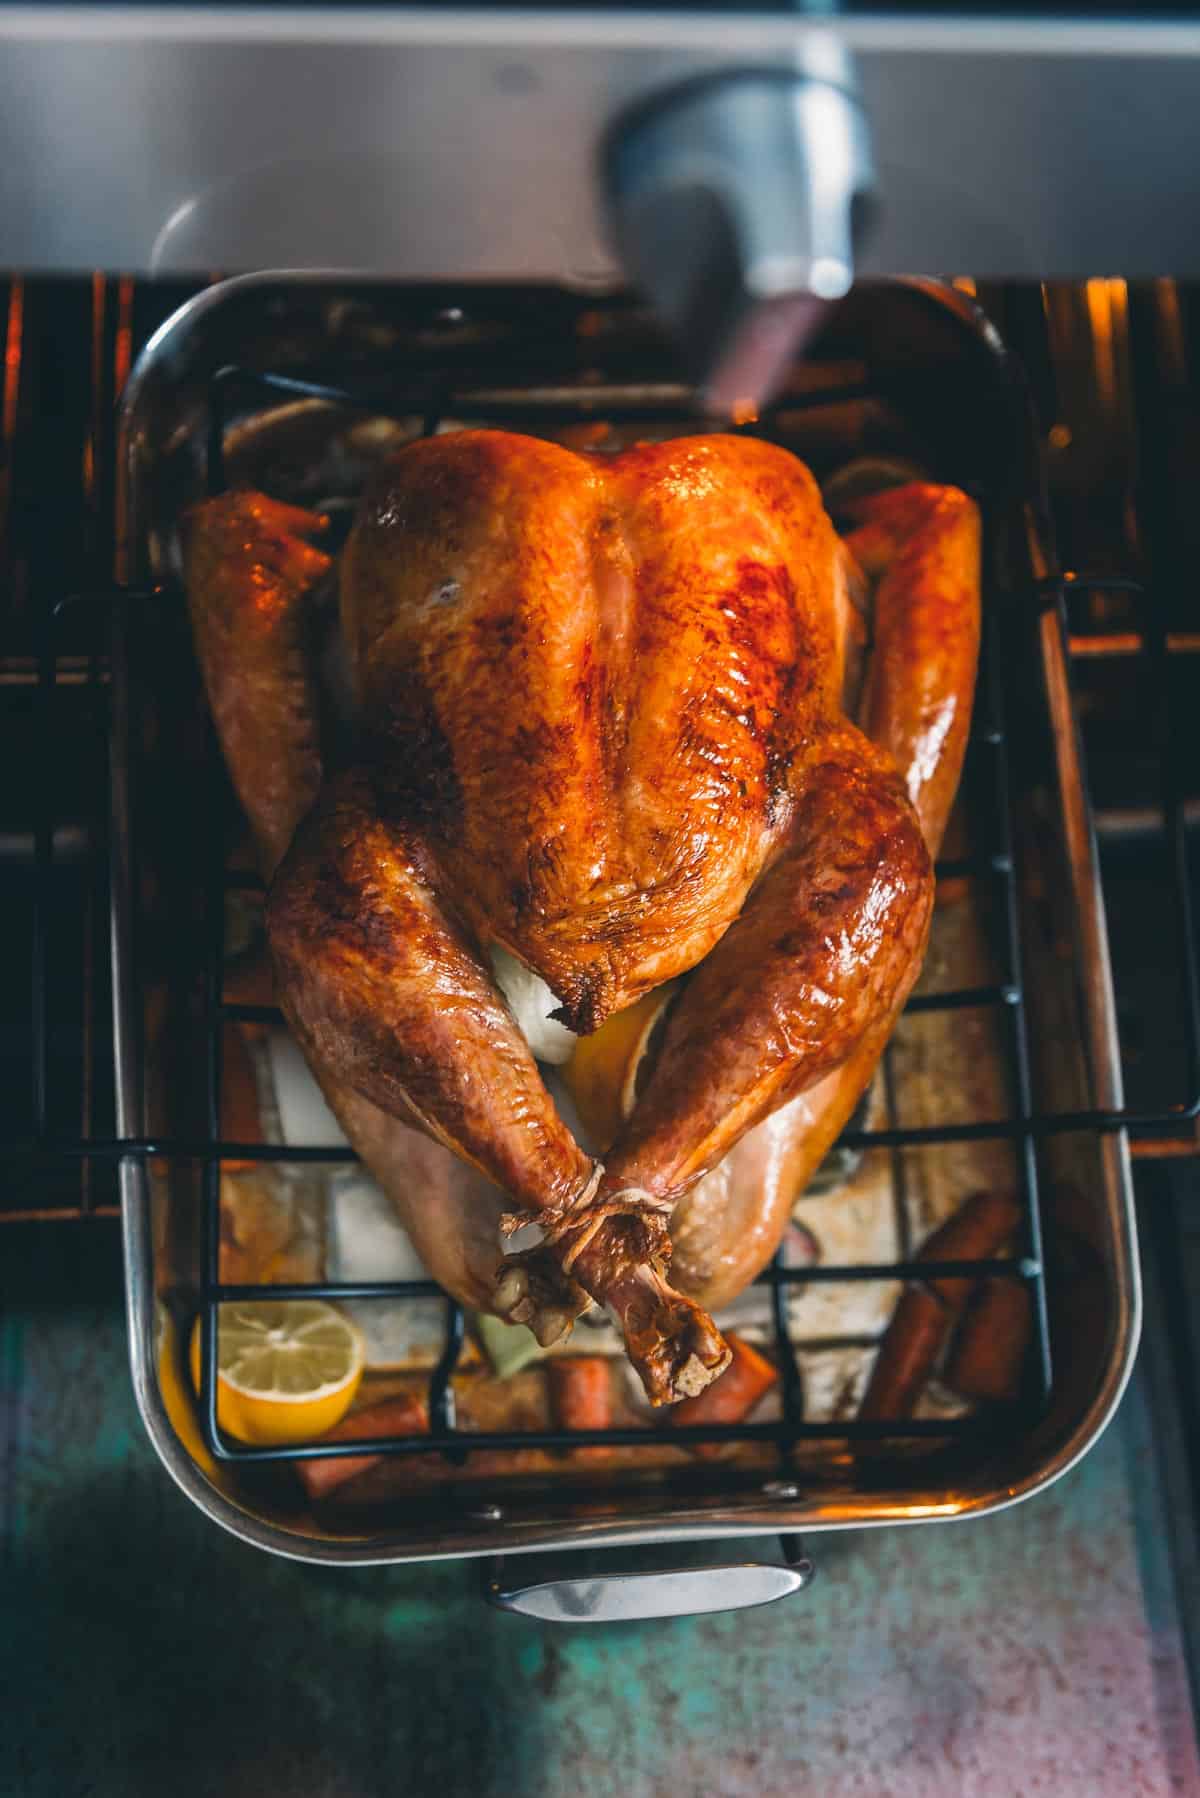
1;12;1199;277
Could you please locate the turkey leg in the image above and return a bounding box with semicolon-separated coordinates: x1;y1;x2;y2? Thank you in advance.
594;724;934;1206
184;496;596;1352
668;481;981;1304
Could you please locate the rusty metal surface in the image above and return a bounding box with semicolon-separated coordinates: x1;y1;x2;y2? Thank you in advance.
2;1222;1195;1797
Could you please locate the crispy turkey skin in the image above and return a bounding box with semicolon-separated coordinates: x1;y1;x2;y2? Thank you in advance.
185;433;979;1403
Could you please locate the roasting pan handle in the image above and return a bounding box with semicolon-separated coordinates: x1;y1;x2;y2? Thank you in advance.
483;1537;813;1623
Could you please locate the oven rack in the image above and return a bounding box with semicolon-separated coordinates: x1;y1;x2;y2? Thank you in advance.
1;276;1194;1477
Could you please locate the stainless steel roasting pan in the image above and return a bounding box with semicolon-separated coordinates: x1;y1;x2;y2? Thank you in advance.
111;275;1139;1606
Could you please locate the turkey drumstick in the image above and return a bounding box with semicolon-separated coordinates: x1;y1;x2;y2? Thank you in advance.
594;723;933;1206
184;493;597;1347
668;481;981;1305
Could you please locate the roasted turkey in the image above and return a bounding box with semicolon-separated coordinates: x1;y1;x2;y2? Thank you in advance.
185;430;979;1404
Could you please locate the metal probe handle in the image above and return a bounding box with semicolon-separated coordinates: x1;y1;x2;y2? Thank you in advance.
604;67;874;416
484;1536;814;1623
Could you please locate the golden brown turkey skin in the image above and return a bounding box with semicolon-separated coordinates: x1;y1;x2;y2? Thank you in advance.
183;493;331;877
340;431;844;1034
667;481;981;1305
599;725;932;1198
268;763;733;1402
186;434;975;1405
269;768;595;1218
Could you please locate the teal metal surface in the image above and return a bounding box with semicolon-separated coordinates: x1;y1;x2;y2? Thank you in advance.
2;1221;1197;1798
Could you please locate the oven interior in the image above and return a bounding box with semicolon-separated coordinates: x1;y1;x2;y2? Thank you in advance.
1;275;1195;1565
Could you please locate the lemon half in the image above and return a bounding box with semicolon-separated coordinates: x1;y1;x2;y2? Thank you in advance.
189;1299;365;1446
156;1299;218;1477
563;985;675;1152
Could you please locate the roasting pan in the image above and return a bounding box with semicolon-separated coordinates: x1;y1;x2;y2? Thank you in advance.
110;275;1139;1606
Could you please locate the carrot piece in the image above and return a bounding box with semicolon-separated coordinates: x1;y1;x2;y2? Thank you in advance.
944;1276;1033;1403
294;1392;428;1501
547;1355;615;1462
859;1190;1022;1422
669;1333;778;1457
858;1288;949;1422
547;1357;612;1432
917;1190;1023;1308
